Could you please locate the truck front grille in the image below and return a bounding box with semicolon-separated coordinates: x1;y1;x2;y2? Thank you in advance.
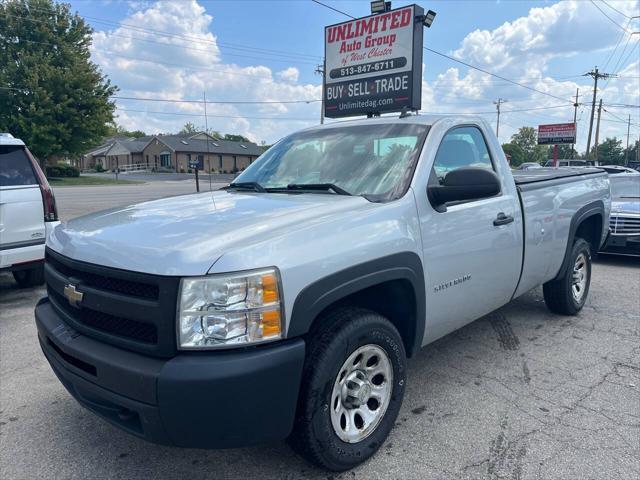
610;215;640;235
44;248;180;357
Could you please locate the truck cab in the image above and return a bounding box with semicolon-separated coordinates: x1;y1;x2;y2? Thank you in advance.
35;115;609;471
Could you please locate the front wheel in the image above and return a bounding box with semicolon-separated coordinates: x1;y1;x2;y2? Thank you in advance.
543;237;592;315
291;308;406;471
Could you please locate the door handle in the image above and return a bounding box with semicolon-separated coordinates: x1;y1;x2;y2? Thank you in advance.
493;212;514;226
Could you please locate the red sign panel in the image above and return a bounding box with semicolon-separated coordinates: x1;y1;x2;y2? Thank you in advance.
537;123;576;145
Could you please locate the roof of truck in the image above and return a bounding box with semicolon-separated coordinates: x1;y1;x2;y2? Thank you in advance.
307;114;485;131
0;133;25;146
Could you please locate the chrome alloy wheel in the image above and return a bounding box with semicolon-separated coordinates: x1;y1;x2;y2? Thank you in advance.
330;344;393;443
571;252;588;302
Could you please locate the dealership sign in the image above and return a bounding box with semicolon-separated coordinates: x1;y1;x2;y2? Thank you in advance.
324;4;424;118
537;123;577;145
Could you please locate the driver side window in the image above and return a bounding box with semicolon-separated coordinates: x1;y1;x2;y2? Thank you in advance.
433;126;494;183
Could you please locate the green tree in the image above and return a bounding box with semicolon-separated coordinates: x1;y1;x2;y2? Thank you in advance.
592;137;624;165
547;144;576;160
0;0;117;162
625;140;639;165
510;127;537;158
501;143;525;167
224;133;251;143
510;127;549;164
179;122;198;135
105;123;146;138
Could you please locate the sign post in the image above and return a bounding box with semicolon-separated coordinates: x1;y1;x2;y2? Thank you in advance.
323;4;424;118
537;123;577;167
189;156;203;192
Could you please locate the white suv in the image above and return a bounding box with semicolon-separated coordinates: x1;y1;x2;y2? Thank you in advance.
0;133;59;287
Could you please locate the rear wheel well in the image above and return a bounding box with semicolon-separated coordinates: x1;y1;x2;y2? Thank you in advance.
575;214;602;253
306;280;418;357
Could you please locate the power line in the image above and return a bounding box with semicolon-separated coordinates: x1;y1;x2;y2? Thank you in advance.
310;0;355;19
115;107;317;122
0;11;323;63
600;0;634;19
590;0;633;33
112;95;321;105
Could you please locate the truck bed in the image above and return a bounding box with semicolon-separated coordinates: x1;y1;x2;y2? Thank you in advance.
513;167;605;189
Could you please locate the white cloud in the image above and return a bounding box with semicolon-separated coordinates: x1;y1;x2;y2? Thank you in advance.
91;0;320;143
89;0;638;150
277;67;300;83
422;0;639;149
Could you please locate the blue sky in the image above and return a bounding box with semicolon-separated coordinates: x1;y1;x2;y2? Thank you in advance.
66;0;639;150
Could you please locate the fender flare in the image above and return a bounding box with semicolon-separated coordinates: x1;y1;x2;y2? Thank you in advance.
287;252;426;357
553;200;605;281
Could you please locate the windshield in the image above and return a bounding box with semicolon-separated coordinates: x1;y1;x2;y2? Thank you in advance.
610;175;640;199
233;123;429;199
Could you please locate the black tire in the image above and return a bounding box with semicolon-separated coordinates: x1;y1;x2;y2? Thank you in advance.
543;238;591;315
290;307;407;471
12;265;45;288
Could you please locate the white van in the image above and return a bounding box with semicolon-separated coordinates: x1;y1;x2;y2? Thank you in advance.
0;133;59;287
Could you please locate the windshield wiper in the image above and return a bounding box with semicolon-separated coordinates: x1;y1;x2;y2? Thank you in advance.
225;181;266;193
285;183;352;196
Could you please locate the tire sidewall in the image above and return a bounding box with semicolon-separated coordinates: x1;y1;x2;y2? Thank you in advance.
566;239;592;312
306;313;406;470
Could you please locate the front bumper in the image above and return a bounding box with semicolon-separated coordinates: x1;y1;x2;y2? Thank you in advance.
35;298;305;448
601;234;640;255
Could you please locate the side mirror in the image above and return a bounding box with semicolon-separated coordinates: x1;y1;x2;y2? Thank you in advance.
427;167;500;207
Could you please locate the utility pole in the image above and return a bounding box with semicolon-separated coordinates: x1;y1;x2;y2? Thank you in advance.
584;67;616;159
315;62;325;125
493;98;507;138
571;88;579;158
625;114;631;166
594;99;603;163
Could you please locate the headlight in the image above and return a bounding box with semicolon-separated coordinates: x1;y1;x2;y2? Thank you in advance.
178;268;283;349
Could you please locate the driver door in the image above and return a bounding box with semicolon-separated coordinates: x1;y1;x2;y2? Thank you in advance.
415;125;523;344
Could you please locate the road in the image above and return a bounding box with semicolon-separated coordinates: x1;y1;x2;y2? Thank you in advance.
52;178;228;221
1;183;639;479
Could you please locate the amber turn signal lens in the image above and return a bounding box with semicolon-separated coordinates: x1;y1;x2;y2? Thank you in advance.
262;273;279;304
262;310;281;337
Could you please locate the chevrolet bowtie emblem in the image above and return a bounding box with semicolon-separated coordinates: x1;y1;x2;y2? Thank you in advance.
63;284;84;308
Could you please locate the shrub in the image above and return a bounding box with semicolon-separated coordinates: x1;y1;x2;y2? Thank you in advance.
188;168;192;174
180;168;185;173
46;164;80;178
95;164;105;173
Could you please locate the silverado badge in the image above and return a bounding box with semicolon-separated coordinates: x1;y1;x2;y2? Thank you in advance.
63;284;83;308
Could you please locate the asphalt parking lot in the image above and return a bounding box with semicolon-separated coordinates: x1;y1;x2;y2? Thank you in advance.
1;183;639;480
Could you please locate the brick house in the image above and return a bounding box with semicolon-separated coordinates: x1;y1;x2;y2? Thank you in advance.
82;133;264;173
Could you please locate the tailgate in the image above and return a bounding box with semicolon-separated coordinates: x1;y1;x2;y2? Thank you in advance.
0;144;45;249
0;185;45;247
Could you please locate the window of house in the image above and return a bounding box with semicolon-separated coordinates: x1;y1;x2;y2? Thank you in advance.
160;152;171;167
219;155;223;169
233;156;237;170
432;126;493;182
197;154;204;162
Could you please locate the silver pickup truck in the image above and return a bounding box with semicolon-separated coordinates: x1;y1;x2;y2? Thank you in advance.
35;115;610;471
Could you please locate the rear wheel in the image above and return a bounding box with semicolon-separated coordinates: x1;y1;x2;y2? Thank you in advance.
12;265;45;288
291;308;406;471
543;238;591;315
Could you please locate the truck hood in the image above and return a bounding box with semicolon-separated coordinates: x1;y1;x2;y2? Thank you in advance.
48;190;372;275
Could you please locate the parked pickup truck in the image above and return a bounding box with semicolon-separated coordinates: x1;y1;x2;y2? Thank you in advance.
35;115;610;471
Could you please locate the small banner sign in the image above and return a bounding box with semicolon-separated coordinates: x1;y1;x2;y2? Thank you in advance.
324;4;424;118
188;157;203;170
537;123;576;145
